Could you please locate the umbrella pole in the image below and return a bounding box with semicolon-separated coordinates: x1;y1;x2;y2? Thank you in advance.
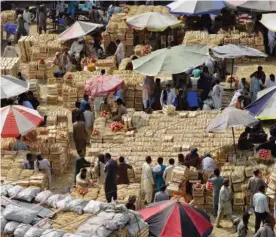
232;127;237;155
230;59;234;89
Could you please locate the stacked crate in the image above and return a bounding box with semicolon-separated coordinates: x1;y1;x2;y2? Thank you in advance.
47;83;58;105
231;167;245;214
1;57;20;76
192;183;205;209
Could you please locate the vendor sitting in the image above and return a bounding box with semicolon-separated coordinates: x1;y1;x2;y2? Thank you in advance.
99;97;111;114
69;38;84;61
249;122;268;144
76;168;92;188
112;98;127;121
238;127;254;150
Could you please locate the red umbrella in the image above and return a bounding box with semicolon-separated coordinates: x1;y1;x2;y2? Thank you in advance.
84;75;123;98
0;105;43;138
138;200;213;237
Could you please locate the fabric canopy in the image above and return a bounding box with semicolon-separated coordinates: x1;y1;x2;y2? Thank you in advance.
139;200;213;237
133;44;209;76
167;0;225;15
260;13;276;32
84;75;123;98
224;0;276;11
205;107;259;132
245;86;276;120
59;21;103;41
0;105;43;138
126;12;181;32
211;44;267;59
1;75;30;99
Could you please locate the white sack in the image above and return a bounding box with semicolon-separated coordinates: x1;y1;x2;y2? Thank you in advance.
4;221;20;234
83;200;104;214
47;194;66;208
41;229;65;237
56;196;72;209
1;216;7;234
65;199;89;214
3;204;38;224
63;234;84;237
1;184;14;196
35;190;53;203
24;226;44;237
8;185;24;197
16;187;41;202
14;223;32;237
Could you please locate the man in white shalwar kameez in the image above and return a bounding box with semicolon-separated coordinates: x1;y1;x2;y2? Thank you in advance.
215;179;233;227
141;156;154;204
211;80;223;110
114;39;125;65
268;30;275;55
34;153;52;189
23;7;31;35
69;38;84;61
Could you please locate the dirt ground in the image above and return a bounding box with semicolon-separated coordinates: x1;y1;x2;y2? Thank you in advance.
2;21;273;237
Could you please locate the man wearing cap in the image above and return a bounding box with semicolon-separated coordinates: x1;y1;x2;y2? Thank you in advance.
215;179;233;228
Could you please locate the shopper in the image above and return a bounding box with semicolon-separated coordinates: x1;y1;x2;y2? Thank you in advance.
104;153;118;203
73;114;87;151
154;185;170;202
3;41;18;57
163;158;175;185
83;104;94;145
12;134;29;151
117;156;133;185
141;156;154;204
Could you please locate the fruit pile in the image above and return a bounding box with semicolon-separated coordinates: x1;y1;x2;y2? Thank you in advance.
81;56;96;65
109;122;125;132
92;129;99;135
76;187;88;195
100;111;109;117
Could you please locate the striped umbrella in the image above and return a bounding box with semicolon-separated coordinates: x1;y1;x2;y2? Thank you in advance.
138;200;213;237
0;105;43;138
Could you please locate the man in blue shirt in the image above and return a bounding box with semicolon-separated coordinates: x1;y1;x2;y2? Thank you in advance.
80;94;89;112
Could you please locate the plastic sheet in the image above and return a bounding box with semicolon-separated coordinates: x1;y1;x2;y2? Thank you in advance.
3;204;38;224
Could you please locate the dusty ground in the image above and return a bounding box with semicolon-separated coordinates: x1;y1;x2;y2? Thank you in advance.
2;21;273;236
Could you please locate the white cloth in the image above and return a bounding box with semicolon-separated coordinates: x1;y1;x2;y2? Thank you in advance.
34;159;52;189
114;42;125;65
23;11;31;34
253;192;270;213
266;79;276;88
163;165;174;185
160;89;176;106
69;40;84;60
268;30;275;55
3;46;18;57
229;91;242;106
211;84;223;109
204;57;215;74
202;156;215;172
218;185;232;215
61;54;72;71
83;110;94;130
141;162;154;203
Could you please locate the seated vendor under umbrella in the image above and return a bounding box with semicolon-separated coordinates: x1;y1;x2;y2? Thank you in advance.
249;123;268;144
238;127;254;150
112;98;127;121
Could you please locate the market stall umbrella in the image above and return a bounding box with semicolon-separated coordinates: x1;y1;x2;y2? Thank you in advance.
138;200;213;237
1;75;30;99
205;107;259;153
84;75;123;98
224;0;276;12
59;21;103;41
260;13;276;32
167;0;225;15
0;105;43;138
133;44;209;76
245;86;276;120
126;12;182;31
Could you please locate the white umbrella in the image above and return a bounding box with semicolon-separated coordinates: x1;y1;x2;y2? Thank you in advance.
133;44;209;76
1;75;30;99
206;107;259;153
224;0;276;11
260;13;276;32
59;21;103;41
126;12;182;32
167;0;225;15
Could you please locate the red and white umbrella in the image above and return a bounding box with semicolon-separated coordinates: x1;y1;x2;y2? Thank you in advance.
84;75;123;98
0;105;43;138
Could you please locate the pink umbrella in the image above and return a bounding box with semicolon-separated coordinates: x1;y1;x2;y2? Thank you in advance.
84;75;123;98
0;105;43;138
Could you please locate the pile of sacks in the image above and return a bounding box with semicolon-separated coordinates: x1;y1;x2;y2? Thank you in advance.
0;185;148;237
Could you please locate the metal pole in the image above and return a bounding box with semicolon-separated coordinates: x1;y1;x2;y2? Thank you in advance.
230;58;234;89
232;127;237;155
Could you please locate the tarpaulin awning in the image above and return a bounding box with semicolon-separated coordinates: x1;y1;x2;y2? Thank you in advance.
126;12;182;32
1;75;30;99
0;105;43;138
260;13;276;32
139;200;213;237
167;0;225;15
59;21;103;41
133;44;209;76
245;85;276;120
84;75;123;98
224;0;276;12
205;107;259;132
210;44;267;59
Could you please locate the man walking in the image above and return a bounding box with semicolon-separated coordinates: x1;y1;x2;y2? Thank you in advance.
253;185;270;233
104;153;118;203
141;156;154;204
73;114;87;151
